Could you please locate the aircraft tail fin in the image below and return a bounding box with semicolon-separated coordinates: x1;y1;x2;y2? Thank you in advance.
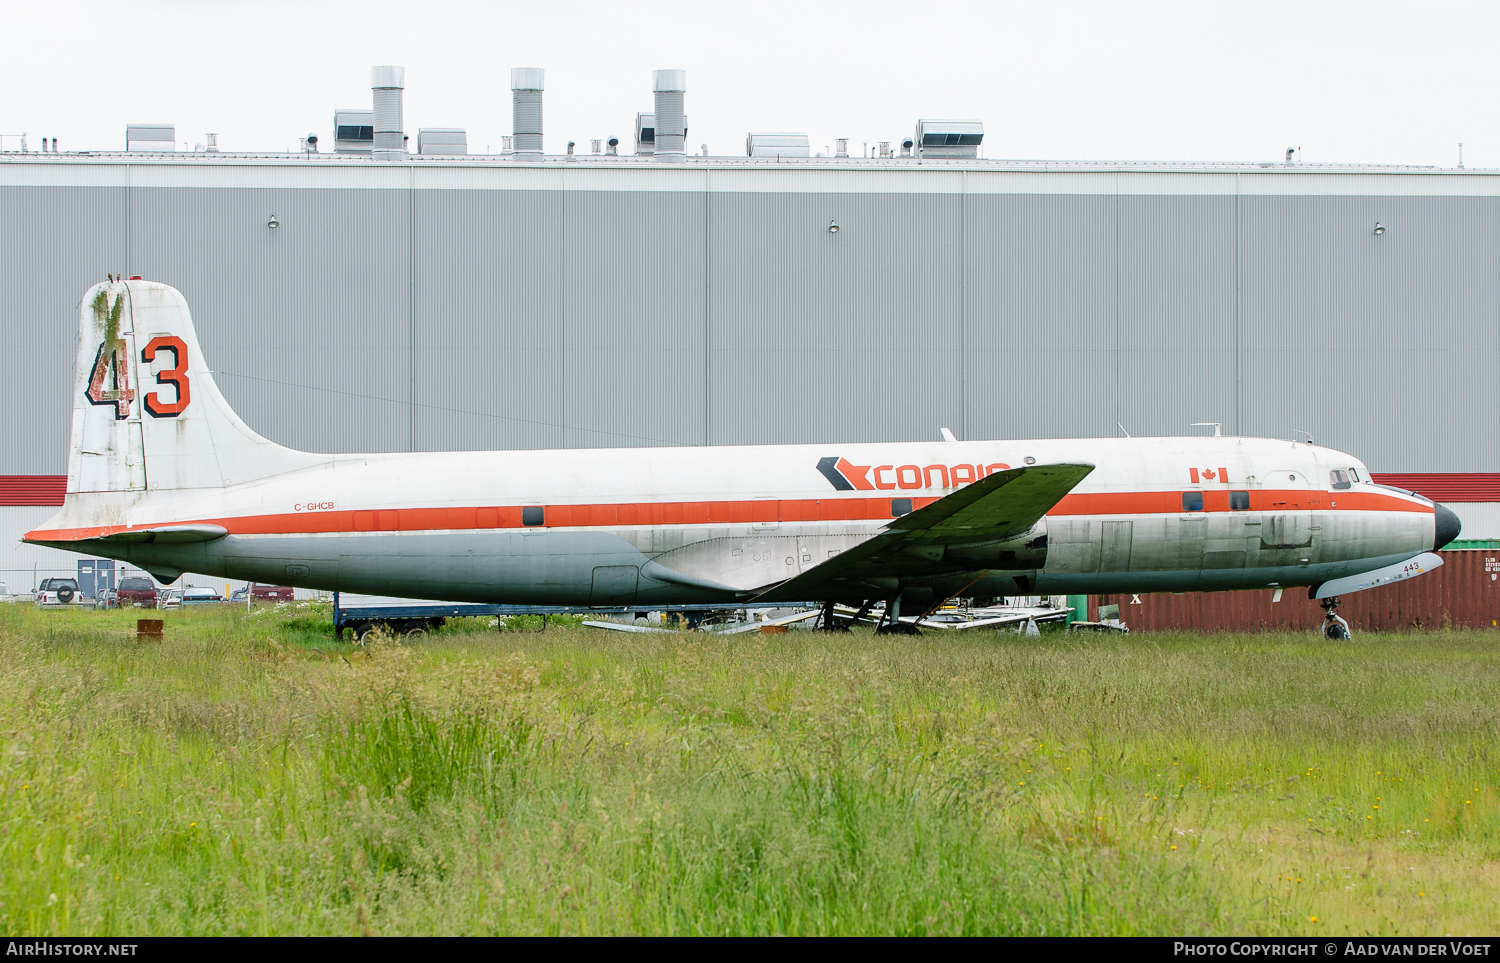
67;278;320;495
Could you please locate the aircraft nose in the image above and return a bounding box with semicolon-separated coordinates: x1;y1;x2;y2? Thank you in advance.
1433;502;1462;550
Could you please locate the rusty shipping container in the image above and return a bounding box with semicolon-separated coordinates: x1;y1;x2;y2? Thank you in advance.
1091;550;1500;632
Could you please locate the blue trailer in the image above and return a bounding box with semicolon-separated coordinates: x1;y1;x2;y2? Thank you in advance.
331;592;804;641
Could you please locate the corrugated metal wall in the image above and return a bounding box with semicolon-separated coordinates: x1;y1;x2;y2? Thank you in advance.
2;163;1496;476
1092;550;1500;631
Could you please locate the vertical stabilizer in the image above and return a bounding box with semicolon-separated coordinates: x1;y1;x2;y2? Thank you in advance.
68;279;321;494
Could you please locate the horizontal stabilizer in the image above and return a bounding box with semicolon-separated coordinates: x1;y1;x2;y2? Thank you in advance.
92;524;229;544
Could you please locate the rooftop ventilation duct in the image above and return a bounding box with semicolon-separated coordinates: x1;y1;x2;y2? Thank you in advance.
371;66;406;161
511;67;545;156
634;113;655;155
417;129;467;155
652;69;686;162
126;124;175;152
333;110;374;155
914;119;983;159
747;133;810;158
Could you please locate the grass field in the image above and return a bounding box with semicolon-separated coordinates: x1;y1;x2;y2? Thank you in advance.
0;602;1495;936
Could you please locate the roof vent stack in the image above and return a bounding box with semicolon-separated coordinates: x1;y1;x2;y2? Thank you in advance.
371;66;406;161
651;69;686;162
511;68;545;156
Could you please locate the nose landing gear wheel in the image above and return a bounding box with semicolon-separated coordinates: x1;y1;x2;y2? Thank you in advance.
1320;596;1351;640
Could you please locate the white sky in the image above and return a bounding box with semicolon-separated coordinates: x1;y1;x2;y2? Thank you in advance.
3;0;1495;167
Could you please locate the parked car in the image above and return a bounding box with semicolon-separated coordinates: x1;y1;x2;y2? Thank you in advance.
230;584;296;602
181;585;225;605
115;576;160;608
36;577;82;608
157;588;183;610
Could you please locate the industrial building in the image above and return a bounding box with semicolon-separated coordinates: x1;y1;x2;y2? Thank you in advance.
3;65;1498;589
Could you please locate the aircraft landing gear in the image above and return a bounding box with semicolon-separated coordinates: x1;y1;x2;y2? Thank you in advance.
818;601;853;632
875;594;921;636
1320;596;1351;640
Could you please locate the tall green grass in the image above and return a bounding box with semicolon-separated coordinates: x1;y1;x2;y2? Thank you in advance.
0;602;1494;934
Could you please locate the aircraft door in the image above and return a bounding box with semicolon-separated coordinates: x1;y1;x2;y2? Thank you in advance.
1100;520;1132;572
1260;470;1314;549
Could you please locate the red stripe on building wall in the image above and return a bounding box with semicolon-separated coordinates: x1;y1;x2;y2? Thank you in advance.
1370;473;1500;502
0;476;66;507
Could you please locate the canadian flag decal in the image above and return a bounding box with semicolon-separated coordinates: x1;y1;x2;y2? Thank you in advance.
1189;467;1230;484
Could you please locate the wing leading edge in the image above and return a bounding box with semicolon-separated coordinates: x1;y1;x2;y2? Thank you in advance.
750;462;1094;603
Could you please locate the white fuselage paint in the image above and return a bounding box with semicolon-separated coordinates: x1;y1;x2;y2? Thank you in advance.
35;436;1434;606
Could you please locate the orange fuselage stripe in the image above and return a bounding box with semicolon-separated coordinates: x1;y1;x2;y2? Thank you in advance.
24;488;1430;544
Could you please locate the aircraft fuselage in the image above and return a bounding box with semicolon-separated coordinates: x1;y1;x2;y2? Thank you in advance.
31;434;1440;606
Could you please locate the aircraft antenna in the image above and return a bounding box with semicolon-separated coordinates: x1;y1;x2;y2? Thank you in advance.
1190;422;1222;437
1117;422;1132;438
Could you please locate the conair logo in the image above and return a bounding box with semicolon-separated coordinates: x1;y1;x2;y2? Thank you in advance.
817;456;1012;492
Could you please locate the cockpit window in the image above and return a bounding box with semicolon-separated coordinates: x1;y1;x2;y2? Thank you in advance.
1347;467;1361;483
1330;470;1351;490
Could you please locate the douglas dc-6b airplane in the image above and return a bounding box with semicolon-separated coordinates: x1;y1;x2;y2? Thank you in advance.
25;280;1460;629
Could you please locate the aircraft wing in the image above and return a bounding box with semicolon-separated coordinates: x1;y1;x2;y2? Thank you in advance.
750;462;1094;603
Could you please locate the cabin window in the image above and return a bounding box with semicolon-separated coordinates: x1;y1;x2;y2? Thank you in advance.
1182;491;1204;512
891;497;913;517
522;506;545;527
1329;470;1352;490
1229;490;1250;511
